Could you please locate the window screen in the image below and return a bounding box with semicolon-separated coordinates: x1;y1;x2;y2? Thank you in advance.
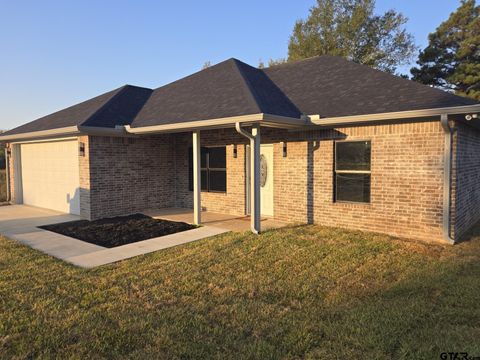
335;141;371;203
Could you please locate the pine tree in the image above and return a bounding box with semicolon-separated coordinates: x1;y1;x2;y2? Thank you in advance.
411;0;480;100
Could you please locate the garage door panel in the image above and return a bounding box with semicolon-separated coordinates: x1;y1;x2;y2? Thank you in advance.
21;140;80;215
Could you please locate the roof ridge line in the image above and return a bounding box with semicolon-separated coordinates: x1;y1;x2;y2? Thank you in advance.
230;59;263;113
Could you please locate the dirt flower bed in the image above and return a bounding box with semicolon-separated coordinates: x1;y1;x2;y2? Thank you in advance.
39;213;197;248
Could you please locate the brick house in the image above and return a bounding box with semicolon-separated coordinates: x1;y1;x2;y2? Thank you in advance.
1;56;480;243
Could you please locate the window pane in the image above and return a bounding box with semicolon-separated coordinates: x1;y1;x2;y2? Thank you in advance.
336;141;371;171
188;147;226;193
188;149;193;190
209;170;227;192
188;167;208;191
201;147;208;168
201;170;208;191
208;147;226;168
336;173;370;203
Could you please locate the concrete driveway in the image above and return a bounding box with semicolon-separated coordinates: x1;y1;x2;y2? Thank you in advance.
0;205;105;259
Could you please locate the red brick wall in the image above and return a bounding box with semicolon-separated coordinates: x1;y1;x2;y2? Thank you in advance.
6;144;15;202
174;130;247;215
451;122;480;240
78;136;91;219
171;121;447;242
270;122;445;242
5;143;22;204
84;135;176;220
8;117;476;243
79;121;450;240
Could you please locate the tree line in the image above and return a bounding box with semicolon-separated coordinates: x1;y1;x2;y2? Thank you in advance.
259;0;479;100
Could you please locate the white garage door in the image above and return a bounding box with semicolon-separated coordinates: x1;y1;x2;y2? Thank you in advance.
20;140;80;215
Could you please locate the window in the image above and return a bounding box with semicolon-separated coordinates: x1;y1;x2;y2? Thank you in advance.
189;146;227;192
334;141;371;203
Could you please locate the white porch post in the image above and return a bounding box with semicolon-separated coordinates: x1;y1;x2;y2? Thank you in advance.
193;130;201;225
235;122;261;234
250;125;261;234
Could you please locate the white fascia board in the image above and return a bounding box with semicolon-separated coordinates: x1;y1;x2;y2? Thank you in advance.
0;125;128;143
125;114;265;134
310;104;480;127
0;126;81;142
125;113;306;135
10;137;80;145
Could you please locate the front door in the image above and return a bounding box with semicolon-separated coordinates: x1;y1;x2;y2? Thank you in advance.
260;144;274;216
245;144;274;217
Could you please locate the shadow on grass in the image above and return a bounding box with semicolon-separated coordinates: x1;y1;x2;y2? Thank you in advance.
1;221;480;358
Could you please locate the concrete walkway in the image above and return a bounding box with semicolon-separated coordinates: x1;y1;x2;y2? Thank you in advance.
0;205;105;259
65;226;227;268
0;205;229;268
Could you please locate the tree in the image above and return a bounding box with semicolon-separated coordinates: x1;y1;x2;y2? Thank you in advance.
411;0;480;100
259;58;287;68
287;0;416;73
202;61;211;70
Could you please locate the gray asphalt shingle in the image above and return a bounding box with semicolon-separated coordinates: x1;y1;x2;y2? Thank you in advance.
3;55;477;136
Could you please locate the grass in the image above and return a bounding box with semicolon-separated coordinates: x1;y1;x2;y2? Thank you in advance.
1;224;480;359
0;169;6;202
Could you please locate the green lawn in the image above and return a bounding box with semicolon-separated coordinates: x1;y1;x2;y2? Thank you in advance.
1;224;480;359
0;169;6;202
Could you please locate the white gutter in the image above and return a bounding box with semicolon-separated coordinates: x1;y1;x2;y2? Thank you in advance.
2;104;478;141
0;125;127;142
310;104;480;127
125;113;306;135
440;114;455;244
0;114;304;142
234;122;255;141
0;126;81;142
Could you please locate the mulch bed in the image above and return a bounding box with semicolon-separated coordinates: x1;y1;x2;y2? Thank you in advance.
39;213;197;248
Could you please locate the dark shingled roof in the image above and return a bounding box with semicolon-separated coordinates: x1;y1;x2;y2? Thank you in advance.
131;58;301;127
2;85;152;136
263;55;478;118
3;55;478;136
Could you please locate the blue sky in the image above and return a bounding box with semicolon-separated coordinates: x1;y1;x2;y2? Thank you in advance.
0;0;462;130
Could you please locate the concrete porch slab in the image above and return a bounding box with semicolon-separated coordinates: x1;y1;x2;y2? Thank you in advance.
144;207;287;232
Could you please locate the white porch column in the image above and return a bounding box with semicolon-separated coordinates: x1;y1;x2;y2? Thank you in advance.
193;130;201;225
250;125;261;234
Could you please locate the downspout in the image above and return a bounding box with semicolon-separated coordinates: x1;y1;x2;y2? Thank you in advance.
4;144;10;202
440;114;455;244
235;122;261;234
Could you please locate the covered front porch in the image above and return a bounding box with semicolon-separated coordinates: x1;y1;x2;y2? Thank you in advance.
123;115;305;234
145;208;286;233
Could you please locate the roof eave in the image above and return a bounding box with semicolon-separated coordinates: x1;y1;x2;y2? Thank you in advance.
309;104;480;127
125;113;306;135
0;125;128;143
0;126;81;142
